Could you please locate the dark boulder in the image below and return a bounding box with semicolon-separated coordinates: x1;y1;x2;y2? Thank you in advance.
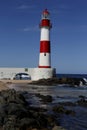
3;115;18;130
77;98;87;107
53;105;65;114
35;94;53;103
53;105;75;116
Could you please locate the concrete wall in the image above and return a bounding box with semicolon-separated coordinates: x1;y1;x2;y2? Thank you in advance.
32;68;56;80
0;68;56;80
0;68;33;80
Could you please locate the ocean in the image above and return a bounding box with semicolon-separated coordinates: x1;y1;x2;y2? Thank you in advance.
56;73;87;79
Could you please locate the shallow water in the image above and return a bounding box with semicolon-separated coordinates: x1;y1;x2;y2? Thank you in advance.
8;84;87;96
8;84;87;130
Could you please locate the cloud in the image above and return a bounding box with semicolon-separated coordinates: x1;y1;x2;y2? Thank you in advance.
51;4;70;15
17;5;29;9
17;4;35;10
22;26;38;32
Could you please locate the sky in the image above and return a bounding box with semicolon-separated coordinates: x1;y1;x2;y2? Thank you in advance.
0;0;87;74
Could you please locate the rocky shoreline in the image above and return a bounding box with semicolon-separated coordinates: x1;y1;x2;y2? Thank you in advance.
30;77;87;86
0;78;87;130
0;89;67;130
0;87;86;130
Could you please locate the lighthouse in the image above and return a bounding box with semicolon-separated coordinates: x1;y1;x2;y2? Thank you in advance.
38;9;52;68
0;9;56;81
31;9;56;80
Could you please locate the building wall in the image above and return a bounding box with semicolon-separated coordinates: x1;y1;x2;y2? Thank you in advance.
0;68;33;80
32;68;56;80
0;68;56;80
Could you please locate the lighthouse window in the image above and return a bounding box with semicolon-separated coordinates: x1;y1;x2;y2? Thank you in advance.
44;53;46;56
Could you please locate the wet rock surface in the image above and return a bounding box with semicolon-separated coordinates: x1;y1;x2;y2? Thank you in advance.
0;89;67;130
0;88;87;130
35;94;53;103
53;105;76;116
77;96;87;107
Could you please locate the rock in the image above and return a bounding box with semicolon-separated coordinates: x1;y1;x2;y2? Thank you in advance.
53;105;75;116
30;77;87;86
0;127;3;130
0;105;8;125
46;114;58;127
7;103;31;119
35;94;53;103
0;96;6;104
3;115;18;130
0;89;27;105
30;128;38;130
52;125;66;130
53;105;65;113
77;98;87;107
30;78;59;86
79;95;86;99
19;118;36;129
65;110;75;116
40;128;49;130
29;106;47;113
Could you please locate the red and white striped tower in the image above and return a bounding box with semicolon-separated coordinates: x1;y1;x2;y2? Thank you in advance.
38;9;52;68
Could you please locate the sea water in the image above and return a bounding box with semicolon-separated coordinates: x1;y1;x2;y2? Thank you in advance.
57;73;87;79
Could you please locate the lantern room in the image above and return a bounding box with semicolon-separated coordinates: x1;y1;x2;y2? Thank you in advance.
42;9;50;20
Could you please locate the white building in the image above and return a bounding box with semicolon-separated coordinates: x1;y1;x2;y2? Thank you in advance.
0;68;56;80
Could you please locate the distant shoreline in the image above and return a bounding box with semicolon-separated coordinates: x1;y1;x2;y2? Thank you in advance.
0;76;87;91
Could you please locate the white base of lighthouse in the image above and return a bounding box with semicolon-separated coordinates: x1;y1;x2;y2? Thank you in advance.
32;68;56;80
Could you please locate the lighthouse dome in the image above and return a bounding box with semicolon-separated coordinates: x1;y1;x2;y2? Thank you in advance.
43;9;49;15
42;9;50;20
